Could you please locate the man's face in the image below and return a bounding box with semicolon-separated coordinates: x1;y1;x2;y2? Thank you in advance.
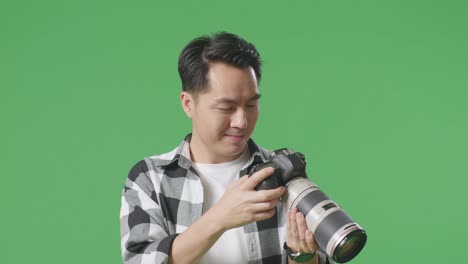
181;62;260;163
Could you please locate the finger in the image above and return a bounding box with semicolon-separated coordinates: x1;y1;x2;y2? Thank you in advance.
243;167;275;190
296;211;310;251
290;208;299;243
305;230;318;252
296;211;308;241
286;210;292;241
297;212;319;252
286;209;298;248
250;198;280;212
250;186;285;202
252;208;276;221
238;174;250;183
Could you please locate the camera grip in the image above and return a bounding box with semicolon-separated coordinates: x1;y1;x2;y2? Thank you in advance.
248;162;281;190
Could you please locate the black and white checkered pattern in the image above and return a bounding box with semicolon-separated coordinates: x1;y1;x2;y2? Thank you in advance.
120;134;332;264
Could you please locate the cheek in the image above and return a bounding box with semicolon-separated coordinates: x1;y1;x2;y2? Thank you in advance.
248;111;259;125
203;112;230;133
215;116;232;130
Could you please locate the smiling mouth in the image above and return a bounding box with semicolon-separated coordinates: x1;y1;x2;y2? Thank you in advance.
224;134;245;142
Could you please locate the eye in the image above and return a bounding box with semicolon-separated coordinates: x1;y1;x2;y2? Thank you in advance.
218;107;234;112
246;102;258;109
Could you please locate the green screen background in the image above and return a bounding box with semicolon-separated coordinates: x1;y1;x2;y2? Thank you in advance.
2;0;467;263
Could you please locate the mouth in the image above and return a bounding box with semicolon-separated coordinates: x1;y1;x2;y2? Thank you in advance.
224;134;245;142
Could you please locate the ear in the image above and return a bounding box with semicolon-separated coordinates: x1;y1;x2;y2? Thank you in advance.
180;91;195;118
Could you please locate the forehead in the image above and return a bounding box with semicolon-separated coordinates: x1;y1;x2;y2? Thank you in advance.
201;62;259;100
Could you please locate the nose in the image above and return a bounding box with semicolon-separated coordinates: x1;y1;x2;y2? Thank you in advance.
230;109;248;129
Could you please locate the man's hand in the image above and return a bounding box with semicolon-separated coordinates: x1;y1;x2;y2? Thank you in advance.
207;167;286;231
170;167;285;263
286;207;319;255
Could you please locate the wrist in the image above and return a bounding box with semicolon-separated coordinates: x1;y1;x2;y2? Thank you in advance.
284;242;316;263
203;206;230;233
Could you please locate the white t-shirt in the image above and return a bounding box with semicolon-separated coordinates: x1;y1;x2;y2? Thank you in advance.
192;149;250;264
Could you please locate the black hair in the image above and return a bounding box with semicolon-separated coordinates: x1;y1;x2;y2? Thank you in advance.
178;32;262;95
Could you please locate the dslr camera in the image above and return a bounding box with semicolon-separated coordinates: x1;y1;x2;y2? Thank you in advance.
249;148;367;263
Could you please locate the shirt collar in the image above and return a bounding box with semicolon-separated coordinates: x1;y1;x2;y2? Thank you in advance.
159;133;270;169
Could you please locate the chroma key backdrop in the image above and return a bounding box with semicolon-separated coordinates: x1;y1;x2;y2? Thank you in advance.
1;0;467;263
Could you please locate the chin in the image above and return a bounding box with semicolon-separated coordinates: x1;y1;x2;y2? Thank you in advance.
225;143;247;155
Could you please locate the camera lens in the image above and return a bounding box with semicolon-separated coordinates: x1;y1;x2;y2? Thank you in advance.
282;178;367;263
333;229;367;263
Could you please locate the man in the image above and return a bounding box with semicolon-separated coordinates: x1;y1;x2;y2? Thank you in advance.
120;32;332;264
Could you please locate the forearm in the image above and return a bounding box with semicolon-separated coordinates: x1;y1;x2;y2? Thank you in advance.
169;209;225;264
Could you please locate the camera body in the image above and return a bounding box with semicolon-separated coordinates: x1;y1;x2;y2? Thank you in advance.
249;148;307;190
248;148;367;263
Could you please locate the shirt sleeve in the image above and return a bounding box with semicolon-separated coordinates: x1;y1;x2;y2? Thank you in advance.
120;160;178;264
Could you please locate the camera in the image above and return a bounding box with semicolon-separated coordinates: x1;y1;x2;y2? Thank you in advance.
249;148;367;263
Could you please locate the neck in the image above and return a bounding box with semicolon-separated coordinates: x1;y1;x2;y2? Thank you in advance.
189;136;243;164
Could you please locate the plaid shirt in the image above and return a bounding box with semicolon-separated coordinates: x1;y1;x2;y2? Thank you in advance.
120;134;332;264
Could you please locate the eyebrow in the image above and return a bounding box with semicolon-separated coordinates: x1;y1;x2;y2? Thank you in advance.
214;94;261;104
